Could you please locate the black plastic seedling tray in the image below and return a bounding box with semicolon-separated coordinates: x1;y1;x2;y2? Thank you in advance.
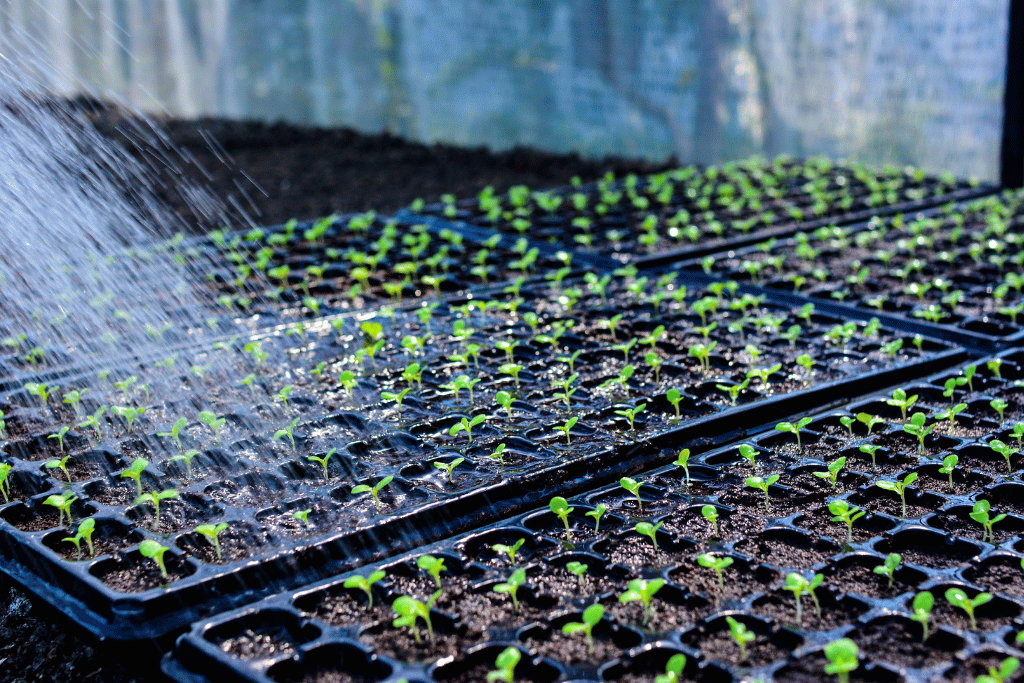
680;190;1024;352
414;160;992;266
0;260;966;663
163;348;1024;683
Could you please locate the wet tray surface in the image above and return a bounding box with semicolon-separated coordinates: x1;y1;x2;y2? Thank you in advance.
165;348;1024;683
0;265;963;646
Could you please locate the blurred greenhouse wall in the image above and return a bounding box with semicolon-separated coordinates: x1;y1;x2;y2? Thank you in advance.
0;0;1009;181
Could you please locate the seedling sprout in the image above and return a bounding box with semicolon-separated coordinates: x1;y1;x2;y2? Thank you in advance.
875;473;917;519
139;539;170;579
306;447;337;483
47;426;70;453
620;477;645;512
450;414;486;444
969;500;1007;543
562;604;603;654
911;591;933;642
549;496;574;541
655;654;687;683
62;518;96;560
702;505;720;537
555;416;578;444
585;503;607;533
619;577;665;625
170;450;199;480
43;492;76;527
487;647;521;683
666;388;684;417
827;500;865;543
785;572;823;625
0;463;11;502
44;455;71;482
434;457;465;483
493;567;526;612
775;417;812;451
343;569;386;608
698;553;734;594
938;454;959;490
745;474;780;512
566;561;588;588
351;475;394;512
492;538;525;565
392;590;440;643
293;508;312;531
157;417;188;451
135;489;178;531
945;587;991;631
814;456;846;491
725;616;755;662
417;554;448;588
976;656;1019;683
989;439;1019;476
635;521;664;553
823;638;859;683
872;553;901;589
738;444;759;470
196;522;229;561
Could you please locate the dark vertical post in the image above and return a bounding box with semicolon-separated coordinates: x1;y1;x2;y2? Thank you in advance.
1002;0;1024;187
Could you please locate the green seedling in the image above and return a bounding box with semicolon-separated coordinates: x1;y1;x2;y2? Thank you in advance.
976;656;1019;683
902;413;933;456
937;402;967;428
351;475;394;513
989;359;1004;379
343;569;386;608
402;363;424;390
739;444;759;470
586;503;607;533
746;474;780;512
873;553;901;589
823;637;859;683
241;373;257;395
992;398;1009;423
487;647;522;683
44;455;71;482
970;500;1007;544
62;389;86;418
674;449;691;488
886;388;918;420
620;477;645;513
157;417;188;451
274;417;301;451
550;496;574;541
493;567;526;612
492;538;525;565
23;382;49;408
796;353;815;380
198;410;225;440
839;416;855;436
307;447;337;483
814;456;846;491
635;521;664;553
62;518;96;560
450;414;486;444
655;654;687;683
170;450;199;480
392;590;441;643
43;492;76;527
938;454;958;490
293;508;312;531
78;406;106;440
645;353;663;383
776;417;812;451
715;378;751;407
0;463;11;502
859;444;881;470
856;412;885;435
555;416;578;445
495;390;515;423
417;554;448;588
47;425;70;453
196;522;229;561
828;500;865;543
139;539;170;579
562;604;603;654
876;473;917;519
619;577;665;625
698;553;734;593
135;489;178;531
725;616;755;662
111;406;145;434
566;561;588;588
339;371;357;400
664;389;685;420
434;457;465;483
118;457;149;496
989;439;1019;476
910;590;933;642
489;443;507;468
945;587;991;632
785;572;824;625
702;505;720;537
275;385;293;408
1014;423;1024;449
